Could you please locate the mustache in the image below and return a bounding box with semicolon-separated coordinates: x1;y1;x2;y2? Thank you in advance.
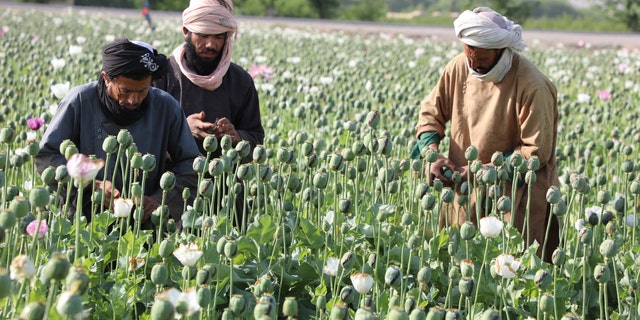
199;49;218;55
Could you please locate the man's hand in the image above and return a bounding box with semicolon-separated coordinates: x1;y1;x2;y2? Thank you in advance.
214;117;241;145
95;180;120;206
428;154;457;184
142;196;160;223
187;111;217;140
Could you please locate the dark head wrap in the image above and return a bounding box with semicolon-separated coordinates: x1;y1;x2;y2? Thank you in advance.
98;39;168;126
102;38;167;80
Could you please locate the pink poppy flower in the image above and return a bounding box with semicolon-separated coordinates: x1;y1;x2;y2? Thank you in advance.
26;219;48;238
597;89;612;101
249;64;273;82
66;153;104;187
27;118;45;130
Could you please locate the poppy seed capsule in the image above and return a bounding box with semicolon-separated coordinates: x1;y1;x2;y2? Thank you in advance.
496;196;511;213
150;263;169;286
385;266;402;287
192;156;207;174
458;277;474;297
404;296;417;314
409;308;427;320
460;260;474;277
597;189;611;204
196;287;212;308
160;171;176;191
229;294;246;316
442;188;455;203
425;306;446;320
0;127;15;143
150;299;175;320
578;227;592;244
421;193;436;210
546;186;561;204
339;286;355;304
534;269;551;289
599;239;616;257
9;197;29;219
491;152;504;167
465;146;478;161
539;294;554;314
224;241;238;259
594;263;611;283
0;269;10;299
158;239;174;258
622;160;634;173
20;301;46;320
423;148;438;163
470;160;483;174
355;308;377;320
116;129;132;148
235;140;251;158
525;171;537;185
283;297;298;317
40;252;70;284
56;291;83;319
341;251;356;271
527;157;540;171
366;110;380;128
141;154;156;172
551;248;566;267
37;167;55;187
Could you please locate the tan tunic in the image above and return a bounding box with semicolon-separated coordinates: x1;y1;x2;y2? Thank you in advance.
416;52;559;252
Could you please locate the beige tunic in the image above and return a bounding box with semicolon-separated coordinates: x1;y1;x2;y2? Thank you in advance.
416;52;559;252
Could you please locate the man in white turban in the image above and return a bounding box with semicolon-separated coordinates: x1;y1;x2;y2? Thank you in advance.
412;7;559;261
153;0;264;230
154;0;264;158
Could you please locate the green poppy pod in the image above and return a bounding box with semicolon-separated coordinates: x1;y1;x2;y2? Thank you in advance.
150;299;175;320
465;146;478;161
203;135;218;153
141;153;156;172
150;263;169;286
539;294;554;314
458;277;474;297
116;129;133;148
20;301;46;320
102;135;118;154
283;297;298;317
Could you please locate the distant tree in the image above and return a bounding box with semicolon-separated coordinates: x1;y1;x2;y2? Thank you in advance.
461;0;539;24
340;0;387;21
308;0;340;19
601;0;640;31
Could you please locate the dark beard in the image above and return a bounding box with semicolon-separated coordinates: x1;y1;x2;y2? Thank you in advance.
184;36;221;76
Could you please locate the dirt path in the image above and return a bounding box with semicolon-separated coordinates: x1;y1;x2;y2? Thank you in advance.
1;1;638;49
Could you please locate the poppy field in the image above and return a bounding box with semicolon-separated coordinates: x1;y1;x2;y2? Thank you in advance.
0;7;639;320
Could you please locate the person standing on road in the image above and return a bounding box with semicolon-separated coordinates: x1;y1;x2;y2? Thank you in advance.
411;7;560;259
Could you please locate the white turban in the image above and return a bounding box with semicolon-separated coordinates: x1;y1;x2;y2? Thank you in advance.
175;0;237;91
453;7;526;52
182;0;237;36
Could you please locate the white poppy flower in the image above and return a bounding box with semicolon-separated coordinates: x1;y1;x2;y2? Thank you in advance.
350;273;374;294
105;34;116;43
479;216;503;238
323;257;339;276
68;45;82;56
319;77;333;85
495;254;521;279
113;198;134;218
172;243;203;267
155;287;201;317
626;214;638;227
50;57;66;70
66;153;105;188
51;82;70;99
577;93;591;103
10;255;36;280
323;210;335;225
575;219;586;231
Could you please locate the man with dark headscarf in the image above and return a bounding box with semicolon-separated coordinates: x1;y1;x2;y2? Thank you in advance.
36;38;200;224
412;7;559;260
153;0;264;158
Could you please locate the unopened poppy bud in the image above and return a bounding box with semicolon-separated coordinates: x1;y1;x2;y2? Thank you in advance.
150;299;175;320
534;269;551;289
599;239;616;257
458;277;474;297
150;263;169;286
385;266;402;287
224;240;238;259
594;263;610;283
546;186;561;204
491;152;504;167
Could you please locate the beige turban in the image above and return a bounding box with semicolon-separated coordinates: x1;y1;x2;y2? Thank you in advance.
174;0;237;90
453;7;527;52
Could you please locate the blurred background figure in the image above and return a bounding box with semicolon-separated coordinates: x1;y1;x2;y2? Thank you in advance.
141;0;154;30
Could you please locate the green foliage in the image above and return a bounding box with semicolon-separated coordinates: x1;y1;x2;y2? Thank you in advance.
338;0;388;21
602;0;640;31
308;0;340;19
274;0;316;18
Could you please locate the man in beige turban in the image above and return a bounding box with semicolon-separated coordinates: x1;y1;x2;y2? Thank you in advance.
412;7;559;260
154;0;264;159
